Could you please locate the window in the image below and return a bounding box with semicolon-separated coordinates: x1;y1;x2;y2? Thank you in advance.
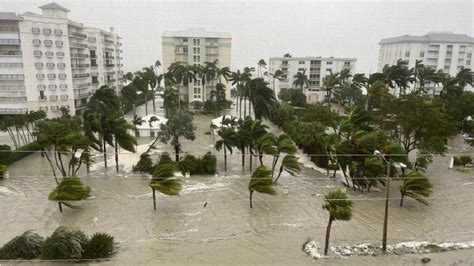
51;106;59;112
39;106;48;111
58;74;67;80
91;59;97;67
182;38;188;42
56;52;65;58
61;105;70;110
57;63;66;69
183;47;188;53
326;61;333;65
36;74;45;80
467;60;471;65
34;50;42;57
46;62;55;69
32;39;41;46
468;53;472;59
32;27;40;34
92;76;99;84
44;40;52;47
35;62;44;69
55;40;63;47
282;61;288;65
60;84;67;90
326;68;332;73
49;84;57;91
420;51;425;57
446;51;453;56
298;61;305;64
90;50;96;58
405;51;410;57
310;60;321;65
344;61;351;66
47;73;56;80
39;90;46;100
37;85;46;90
60;95;68;100
54;29;62;36
45;51;54;58
0;74;24;80
447;45;453;49
43;28;52;35
88;36;96;42
298;68;305;72
50;95;58;101
193;39;196;45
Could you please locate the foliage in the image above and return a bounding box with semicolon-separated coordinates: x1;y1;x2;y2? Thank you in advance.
399;171;433;206
0;231;44;260
157;152;174;166
249;166;276;195
83;233;115;259
132;153;154;174
150;164;182;196
178;154;201;175
41;227;89;260
453;156;472;166
0;164;7;177
48;177;91;208
0;142;42;165
0;111;46;149
278;88;307;107
200;152;217;174
322;188;353;221
0;144;10;151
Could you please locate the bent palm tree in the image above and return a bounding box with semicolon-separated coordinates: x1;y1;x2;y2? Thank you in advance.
248;166;276;208
274;154;300;183
292;70;309;91
49;177;91;212
322;189;353;255
215;127;237;172
149;164;182;210
399;171;433;207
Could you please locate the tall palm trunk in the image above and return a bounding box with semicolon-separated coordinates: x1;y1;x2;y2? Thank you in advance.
152;188;156;210
174;144;180;162
114;138;119;173
241;147;245;168
144;93;148;116
152;88;156;113
400;193;405;207
224;147;227;172
58;202;63;213
324;217;333;255
244;96;247;117
103;139;108;168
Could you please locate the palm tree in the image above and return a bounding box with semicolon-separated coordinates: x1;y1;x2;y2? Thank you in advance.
248;166;276;208
256;133;277;165
235;117;253;168
49;177;91;212
456;67;473;87
153;110;196;161
248;119;269;170
215;127;237;172
270;69;284;95
322;189;353;255
348;73;368;106
274;154;300;183
322;71;341;111
365;80;389;125
399;171;433;207
216;65;231;84
133;71;151;115
109;115;137;172
248;78;277;120
149;163;182;210
140;66;159;113
121;84;138;117
271;133;296;179
292;70;309;91
257;59;267;78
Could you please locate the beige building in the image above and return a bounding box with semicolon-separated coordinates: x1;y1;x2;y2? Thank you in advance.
0;2;123;117
162;28;231;105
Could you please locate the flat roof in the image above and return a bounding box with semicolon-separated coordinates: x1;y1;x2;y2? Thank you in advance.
162;28;231;39
380;32;474;44
0;12;22;21
269;56;356;61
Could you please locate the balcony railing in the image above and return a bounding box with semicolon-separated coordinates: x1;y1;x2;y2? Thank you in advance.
104;39;114;44
105;64;115;68
70;32;87;39
91;64;98;68
71;64;89;69
105;48;114;52
0;39;20;45
105;55;115;59
0;27;19;33
70;42;88;48
0;108;28;114
73;73;91;79
0;51;22;56
73;83;91;89
74;92;91;99
70;53;89;58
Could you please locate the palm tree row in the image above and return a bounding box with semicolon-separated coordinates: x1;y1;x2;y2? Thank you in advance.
0;111;46;149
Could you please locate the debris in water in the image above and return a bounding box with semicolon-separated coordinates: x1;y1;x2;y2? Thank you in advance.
203;202;208;207
421;257;431;263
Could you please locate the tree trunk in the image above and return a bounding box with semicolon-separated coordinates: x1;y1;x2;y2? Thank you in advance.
145;94;148;116
103;140;108;168
400;193;404;207
152;90;156;113
224;148;227;172
58;202;63;213
274;167;284;183
115;138;119;173
241;149;245;168
249;152;253;171
249;189;253;208
324;217;333;255
175;145;180;162
153;189;156;210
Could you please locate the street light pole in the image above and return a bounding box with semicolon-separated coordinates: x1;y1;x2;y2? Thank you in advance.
374;150;390;252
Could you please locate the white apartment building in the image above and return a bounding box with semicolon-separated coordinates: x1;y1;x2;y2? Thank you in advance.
378;32;473;94
0;2;123;117
269;56;357;103
162;28;231;105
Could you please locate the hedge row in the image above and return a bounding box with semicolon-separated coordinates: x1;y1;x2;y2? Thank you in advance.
0;142;42;166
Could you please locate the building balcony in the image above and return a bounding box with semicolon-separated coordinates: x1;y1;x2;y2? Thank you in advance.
0;107;27;114
70;42;88;49
70;53;89;58
73;73;91;79
104;39;114;44
105;55;115;59
74;92;91;99
105;48;114;52
69;32;87;39
0;27;19;33
0;51;21;56
0;39;20;45
105;64;115;68
71;64;89;69
73;82;91;89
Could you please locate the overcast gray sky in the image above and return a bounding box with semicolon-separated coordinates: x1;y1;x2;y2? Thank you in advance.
2;0;473;74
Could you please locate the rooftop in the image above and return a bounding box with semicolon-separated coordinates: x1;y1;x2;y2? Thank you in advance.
162;28;231;39
379;32;474;44
39;2;70;12
0;12;22;21
269;56;357;61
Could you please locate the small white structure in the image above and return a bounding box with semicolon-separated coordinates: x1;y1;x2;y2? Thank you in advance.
210;115;236;132
135;115;167;138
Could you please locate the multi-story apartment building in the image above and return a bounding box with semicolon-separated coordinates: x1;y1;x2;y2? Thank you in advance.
0;2;123;117
269;56;356;103
162;28;231;105
378;32;473;94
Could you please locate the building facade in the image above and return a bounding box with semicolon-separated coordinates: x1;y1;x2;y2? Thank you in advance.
162;28;231;104
269;56;356;103
0;3;123;117
378;32;473;94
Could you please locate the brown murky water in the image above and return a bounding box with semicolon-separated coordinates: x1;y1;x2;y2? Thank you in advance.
1;99;473;265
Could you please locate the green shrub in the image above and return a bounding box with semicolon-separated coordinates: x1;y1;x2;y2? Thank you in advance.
48;177;91;202
460;156;472;165
41;227;89;260
157;152;173;166
0;164;7;178
83;233;114;259
0;142;41;165
0;231;44;259
453;156;462;166
179;154;201;175
132;153;154;174
201;152;217;174
153;163;178;178
0;144;11;151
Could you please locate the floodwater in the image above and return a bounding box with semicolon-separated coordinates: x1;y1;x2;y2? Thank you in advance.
1;99;473;265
